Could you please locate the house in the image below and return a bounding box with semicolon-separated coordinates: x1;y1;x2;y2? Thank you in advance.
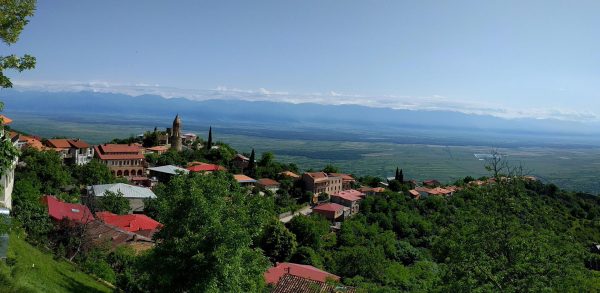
46;138;94;165
302;172;343;196
408;189;420;199
182;133;197;145
129;176;154;188
41;195;95;224
357;186;386;196
234;174;257;187
9;132;46;151
94;143;146;177
145;145;169;155
327;173;356;190
423;179;441;187
96;211;162;238
264;262;340;286
415;186;453;197
256;178;280;193
279;171;300;180
186;162;227;173
86;183;157;213
232;154;250;170
312;203;347;221
272;274;355;293
84;220;154;253
330;189;364;216
147;165;189;183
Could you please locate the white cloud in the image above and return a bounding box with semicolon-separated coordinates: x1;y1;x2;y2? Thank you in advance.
10;80;600;123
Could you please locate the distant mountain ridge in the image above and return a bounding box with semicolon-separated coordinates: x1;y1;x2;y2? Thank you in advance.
1;89;599;147
2;89;597;133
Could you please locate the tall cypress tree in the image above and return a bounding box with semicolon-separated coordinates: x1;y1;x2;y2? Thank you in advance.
206;126;213;150
395;167;400;181
248;148;256;176
399;169;404;183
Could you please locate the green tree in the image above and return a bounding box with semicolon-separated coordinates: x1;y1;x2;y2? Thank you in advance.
322;164;339;174
436;178;591;291
17;148;72;195
97;190;130;215
287;215;331;250
11;177;51;242
259;219;297;263
142;130;159;147
73;159;115;186
141;172;272;292
0;0;36;89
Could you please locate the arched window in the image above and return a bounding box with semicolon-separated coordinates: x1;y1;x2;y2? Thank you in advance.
137;169;143;176
124;170;130;176
117;170;123;176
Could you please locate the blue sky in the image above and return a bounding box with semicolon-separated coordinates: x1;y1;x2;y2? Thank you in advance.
4;0;600;121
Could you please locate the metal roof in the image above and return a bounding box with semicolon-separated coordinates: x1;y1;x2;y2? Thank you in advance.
88;183;156;199
147;165;189;175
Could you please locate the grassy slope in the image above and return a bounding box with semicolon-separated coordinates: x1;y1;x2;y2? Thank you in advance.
0;233;112;293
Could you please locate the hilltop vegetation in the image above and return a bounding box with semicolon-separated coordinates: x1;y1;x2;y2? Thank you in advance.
0;232;112;293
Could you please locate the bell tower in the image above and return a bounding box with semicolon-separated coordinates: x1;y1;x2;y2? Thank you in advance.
170;114;182;151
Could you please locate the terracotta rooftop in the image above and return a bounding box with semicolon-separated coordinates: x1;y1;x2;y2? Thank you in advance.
98;144;142;154
234;174;257;183
264;262;340;285
313;202;346;213
46;138;90;149
272;274;355;293
279;171;300;179
146;145;169;152
0;115;12;125
331;189;364;201
186;162;227;172
257;178;280;187
327;173;355;181
85;220;154;253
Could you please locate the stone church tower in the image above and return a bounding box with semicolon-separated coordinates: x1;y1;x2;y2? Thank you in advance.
170;114;182;151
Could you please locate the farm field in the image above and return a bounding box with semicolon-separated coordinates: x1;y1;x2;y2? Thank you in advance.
7;113;600;194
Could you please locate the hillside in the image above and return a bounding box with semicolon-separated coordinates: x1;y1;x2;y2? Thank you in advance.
0;233;113;293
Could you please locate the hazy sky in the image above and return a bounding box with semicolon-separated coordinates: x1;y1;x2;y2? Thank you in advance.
4;1;600;121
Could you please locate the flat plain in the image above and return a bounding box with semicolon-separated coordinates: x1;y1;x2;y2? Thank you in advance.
8;113;600;194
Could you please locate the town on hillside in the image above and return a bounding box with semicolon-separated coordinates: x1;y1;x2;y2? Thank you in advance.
0;113;568;292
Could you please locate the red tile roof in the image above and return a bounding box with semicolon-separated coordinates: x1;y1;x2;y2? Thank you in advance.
279;171;300;179
84;220;154;252
95;144;145;160
0;115;12;125
264;262;340;285
234;174;257;183
146;145;169;152
96;211;162;233
331;189;364;201
46;138;90;149
272;274;355;293
186;162;227;172
41;195;94;224
327;173;355;181
313;202;346;213
98;144;142;153
257;178;280;187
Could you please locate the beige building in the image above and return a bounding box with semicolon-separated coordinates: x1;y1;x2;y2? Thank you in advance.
94;144;146;177
302;172;343;195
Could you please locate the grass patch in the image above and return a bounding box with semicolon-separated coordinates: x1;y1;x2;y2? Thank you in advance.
0;233;113;293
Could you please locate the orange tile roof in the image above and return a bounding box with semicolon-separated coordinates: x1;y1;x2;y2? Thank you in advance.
328;173;355;181
0;115;12;125
46;139;71;149
279;171;300;178
98;144;142;153
332;189;364;201
146;145;169;151
257;178;280;187
234;174;257;183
